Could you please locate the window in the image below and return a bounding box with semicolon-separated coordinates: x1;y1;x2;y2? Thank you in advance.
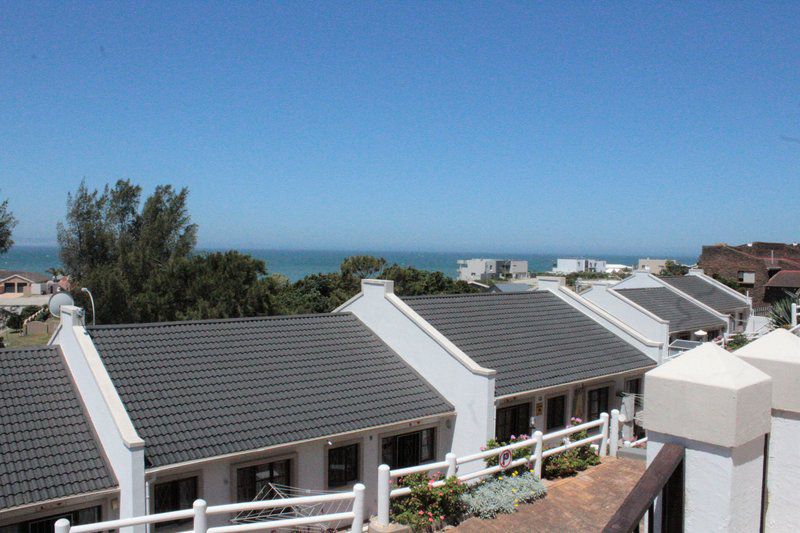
495;403;530;442
624;378;641;396
546;395;566;430
381;428;435;469
154;476;198;514
738;271;755;285
237;459;291;502
328;443;359;487
2;506;100;533
587;387;610;421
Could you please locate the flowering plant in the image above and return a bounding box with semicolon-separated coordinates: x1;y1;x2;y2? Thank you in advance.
483;434;533;477
390;472;466;531
542;419;600;479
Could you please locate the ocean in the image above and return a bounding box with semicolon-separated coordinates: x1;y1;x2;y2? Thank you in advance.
1;246;697;282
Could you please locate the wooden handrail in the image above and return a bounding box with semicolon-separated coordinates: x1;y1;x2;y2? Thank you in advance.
603;443;685;533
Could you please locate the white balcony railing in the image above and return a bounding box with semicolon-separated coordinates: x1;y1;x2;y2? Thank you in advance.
375;411;615;527
54;484;365;533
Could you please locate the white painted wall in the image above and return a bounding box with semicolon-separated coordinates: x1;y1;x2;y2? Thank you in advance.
146;416;453;525
52;307;146;529
647;432;765;533
337;280;496;468
580;285;668;362
765;412;800;532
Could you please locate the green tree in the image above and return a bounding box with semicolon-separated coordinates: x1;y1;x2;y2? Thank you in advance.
0;193;17;254
659;260;689;276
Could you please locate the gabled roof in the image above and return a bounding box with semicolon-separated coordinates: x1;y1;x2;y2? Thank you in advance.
402;292;654;397
88;313;453;469
660;276;748;313
0;346;116;511
765;270;800;289
0;270;49;283
616;287;726;333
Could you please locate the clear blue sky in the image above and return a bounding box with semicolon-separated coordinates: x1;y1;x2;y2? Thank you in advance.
2;2;798;255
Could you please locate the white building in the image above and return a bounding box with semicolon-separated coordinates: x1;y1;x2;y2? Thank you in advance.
552;258;607;274
456;259;528;281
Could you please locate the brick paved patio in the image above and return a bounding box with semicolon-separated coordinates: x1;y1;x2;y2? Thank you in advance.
454;457;645;532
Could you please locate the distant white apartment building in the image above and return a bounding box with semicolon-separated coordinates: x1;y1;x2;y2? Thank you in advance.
552;258;607;274
637;258;670;273
457;258;528;281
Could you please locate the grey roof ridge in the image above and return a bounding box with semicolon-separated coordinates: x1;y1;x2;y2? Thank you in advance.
685;270;751;306
651;276;732;323
552;286;663;348
606;287;670;324
87;311;356;330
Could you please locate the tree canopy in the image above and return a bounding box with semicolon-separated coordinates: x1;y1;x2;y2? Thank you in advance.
57;181;477;324
0;193;17;255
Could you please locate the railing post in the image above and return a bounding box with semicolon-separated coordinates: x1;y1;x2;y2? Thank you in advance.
352;483;366;532
445;452;457;477
610;409;620;458
599;412;610;457
193;499;207;533
532;430;543;479
54;518;70;533
792;302;798;327
377;464;390;527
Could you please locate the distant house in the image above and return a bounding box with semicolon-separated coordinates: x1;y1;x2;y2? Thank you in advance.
0;270;49;296
552;258;606;274
764;270;800;303
457;259;528;281
637;258;670;273
698;242;800;307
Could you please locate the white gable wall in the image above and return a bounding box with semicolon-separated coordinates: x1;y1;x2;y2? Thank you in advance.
336;280;496;467
51;306;146;531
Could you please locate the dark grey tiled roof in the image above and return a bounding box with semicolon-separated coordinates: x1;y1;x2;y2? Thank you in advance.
616;287;727;333
0;346;116;510
660;276;748;314
88;313;453;468
402;292;654;397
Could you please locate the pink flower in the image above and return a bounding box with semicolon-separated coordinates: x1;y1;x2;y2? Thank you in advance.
510;435;516;440
418;511;424;515
429;518;434;522
480;446;486;451
440;515;445;520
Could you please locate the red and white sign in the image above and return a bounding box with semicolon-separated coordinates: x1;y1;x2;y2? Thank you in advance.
498;449;513;469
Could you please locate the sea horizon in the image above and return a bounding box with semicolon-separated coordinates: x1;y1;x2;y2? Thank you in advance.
1;244;698;282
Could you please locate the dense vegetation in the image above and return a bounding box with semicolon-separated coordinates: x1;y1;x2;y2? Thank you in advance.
55;181;480;325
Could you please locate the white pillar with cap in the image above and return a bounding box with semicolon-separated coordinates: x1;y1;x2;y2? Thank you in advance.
736;329;800;532
644;343;772;532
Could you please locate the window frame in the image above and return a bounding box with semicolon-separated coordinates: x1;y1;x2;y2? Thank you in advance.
380;427;437;469
545;393;567;431
587;386;611;422
495;401;531;442
326;441;361;489
231;453;296;503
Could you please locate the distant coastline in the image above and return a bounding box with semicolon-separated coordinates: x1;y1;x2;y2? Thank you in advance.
1;245;698;283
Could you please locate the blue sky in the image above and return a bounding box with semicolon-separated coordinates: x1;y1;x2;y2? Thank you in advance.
1;2;798;255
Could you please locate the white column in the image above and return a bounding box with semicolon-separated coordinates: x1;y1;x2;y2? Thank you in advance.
737;329;800;532
644;343;772;533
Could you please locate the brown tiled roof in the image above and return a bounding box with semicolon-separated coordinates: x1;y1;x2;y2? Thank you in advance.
765;270;800;289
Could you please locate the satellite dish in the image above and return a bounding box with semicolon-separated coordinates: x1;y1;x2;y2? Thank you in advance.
48;292;75;318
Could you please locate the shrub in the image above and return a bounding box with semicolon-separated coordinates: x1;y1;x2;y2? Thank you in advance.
542;422;600;479
725;333;750;351
483;434;532;477
391;472;466;531
461;471;546;519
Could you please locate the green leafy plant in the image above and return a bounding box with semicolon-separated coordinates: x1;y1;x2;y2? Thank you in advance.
770;298;797;329
461;471;546;519
390;472;466;531
482;434;533;477
725;333;750;351
542;425;600;479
